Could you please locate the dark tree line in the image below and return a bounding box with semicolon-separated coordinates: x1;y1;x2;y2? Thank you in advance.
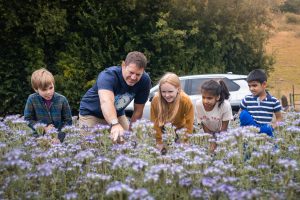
0;0;277;115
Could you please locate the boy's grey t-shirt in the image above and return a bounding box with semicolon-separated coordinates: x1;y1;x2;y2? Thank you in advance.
79;66;151;118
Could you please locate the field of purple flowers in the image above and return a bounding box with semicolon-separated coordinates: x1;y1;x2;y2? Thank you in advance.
0;112;300;199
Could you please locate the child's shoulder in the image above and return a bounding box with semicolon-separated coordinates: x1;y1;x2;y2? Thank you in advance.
53;92;68;101
222;99;231;106
266;92;279;102
219;100;231;110
181;92;192;101
27;93;39;99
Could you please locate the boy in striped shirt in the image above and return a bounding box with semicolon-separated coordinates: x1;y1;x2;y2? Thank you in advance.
239;69;282;137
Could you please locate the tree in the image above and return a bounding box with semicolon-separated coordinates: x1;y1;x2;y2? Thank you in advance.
0;0;276;115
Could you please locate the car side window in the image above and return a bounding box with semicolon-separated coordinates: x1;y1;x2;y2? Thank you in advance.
222;78;240;91
189;78;211;95
189;77;240;95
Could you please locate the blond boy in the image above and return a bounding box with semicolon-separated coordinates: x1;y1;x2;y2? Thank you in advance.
24;68;72;141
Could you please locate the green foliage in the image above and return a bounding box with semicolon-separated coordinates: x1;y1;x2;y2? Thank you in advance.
0;0;275;115
280;0;300;14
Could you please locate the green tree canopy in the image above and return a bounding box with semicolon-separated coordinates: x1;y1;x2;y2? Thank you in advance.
0;0;276;115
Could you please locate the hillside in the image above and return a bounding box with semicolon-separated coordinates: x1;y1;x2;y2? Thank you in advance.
267;13;300;110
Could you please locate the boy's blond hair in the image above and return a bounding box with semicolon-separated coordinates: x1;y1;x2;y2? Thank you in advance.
31;68;55;91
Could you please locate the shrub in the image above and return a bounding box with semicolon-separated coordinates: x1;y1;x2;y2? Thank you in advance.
285;12;300;24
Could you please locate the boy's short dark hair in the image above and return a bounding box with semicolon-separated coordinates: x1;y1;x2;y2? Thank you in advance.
247;69;267;83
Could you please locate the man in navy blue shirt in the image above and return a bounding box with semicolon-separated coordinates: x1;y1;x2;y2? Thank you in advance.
79;51;151;142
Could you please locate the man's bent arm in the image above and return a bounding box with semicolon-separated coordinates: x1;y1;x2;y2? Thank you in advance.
129;103;145;129
99;89;118;123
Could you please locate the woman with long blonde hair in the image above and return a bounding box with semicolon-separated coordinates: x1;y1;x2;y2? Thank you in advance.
150;73;194;149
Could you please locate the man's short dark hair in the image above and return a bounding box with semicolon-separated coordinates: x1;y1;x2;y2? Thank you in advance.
125;51;147;69
247;69;267;83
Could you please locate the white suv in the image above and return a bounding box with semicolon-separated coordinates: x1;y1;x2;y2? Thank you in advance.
125;73;250;119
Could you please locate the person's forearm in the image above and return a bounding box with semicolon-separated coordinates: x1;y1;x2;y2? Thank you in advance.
129;104;144;129
130;111;142;123
101;101;118;124
99;90;118;124
220;121;229;132
202;123;213;134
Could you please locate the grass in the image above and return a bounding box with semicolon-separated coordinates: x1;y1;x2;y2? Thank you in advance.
266;12;300;110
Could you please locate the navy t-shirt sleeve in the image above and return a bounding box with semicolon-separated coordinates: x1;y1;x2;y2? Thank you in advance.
134;74;151;104
97;69;116;91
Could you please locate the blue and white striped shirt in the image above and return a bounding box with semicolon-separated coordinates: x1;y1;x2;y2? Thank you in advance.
240;93;281;124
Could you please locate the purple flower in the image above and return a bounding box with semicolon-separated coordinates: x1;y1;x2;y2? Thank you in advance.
26;172;39;180
37;162;55;177
65;143;82;154
74;150;94;162
125;176;136;185
86;173;111;181
144;164;169;183
3;159;32;170
222;176;239;183
48;158;65;170
112;155;148;172
226;150;241;159
25;191;40;199
11;118;29;125
276;121;286;127
257;164;270;170
203;167;224;176
0;142;6;149
0;122;11;134
105;181;133;196
3;115;21;123
288;145;299;152
179;177;192;187
286;126;300;134
83;135;97;144
4;149;25;160
112;155;132;170
24;137;38;147
33;123;47;130
128;188;154;200
202;177;217;188
131;158;148;172
63;192;78;200
190;188;205;198
292;119;300;126
61;125;79;133
91;124;110;133
45;128;59;137
212;183;237;194
91;156;111;166
229;189;261;200
277;159;298;170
